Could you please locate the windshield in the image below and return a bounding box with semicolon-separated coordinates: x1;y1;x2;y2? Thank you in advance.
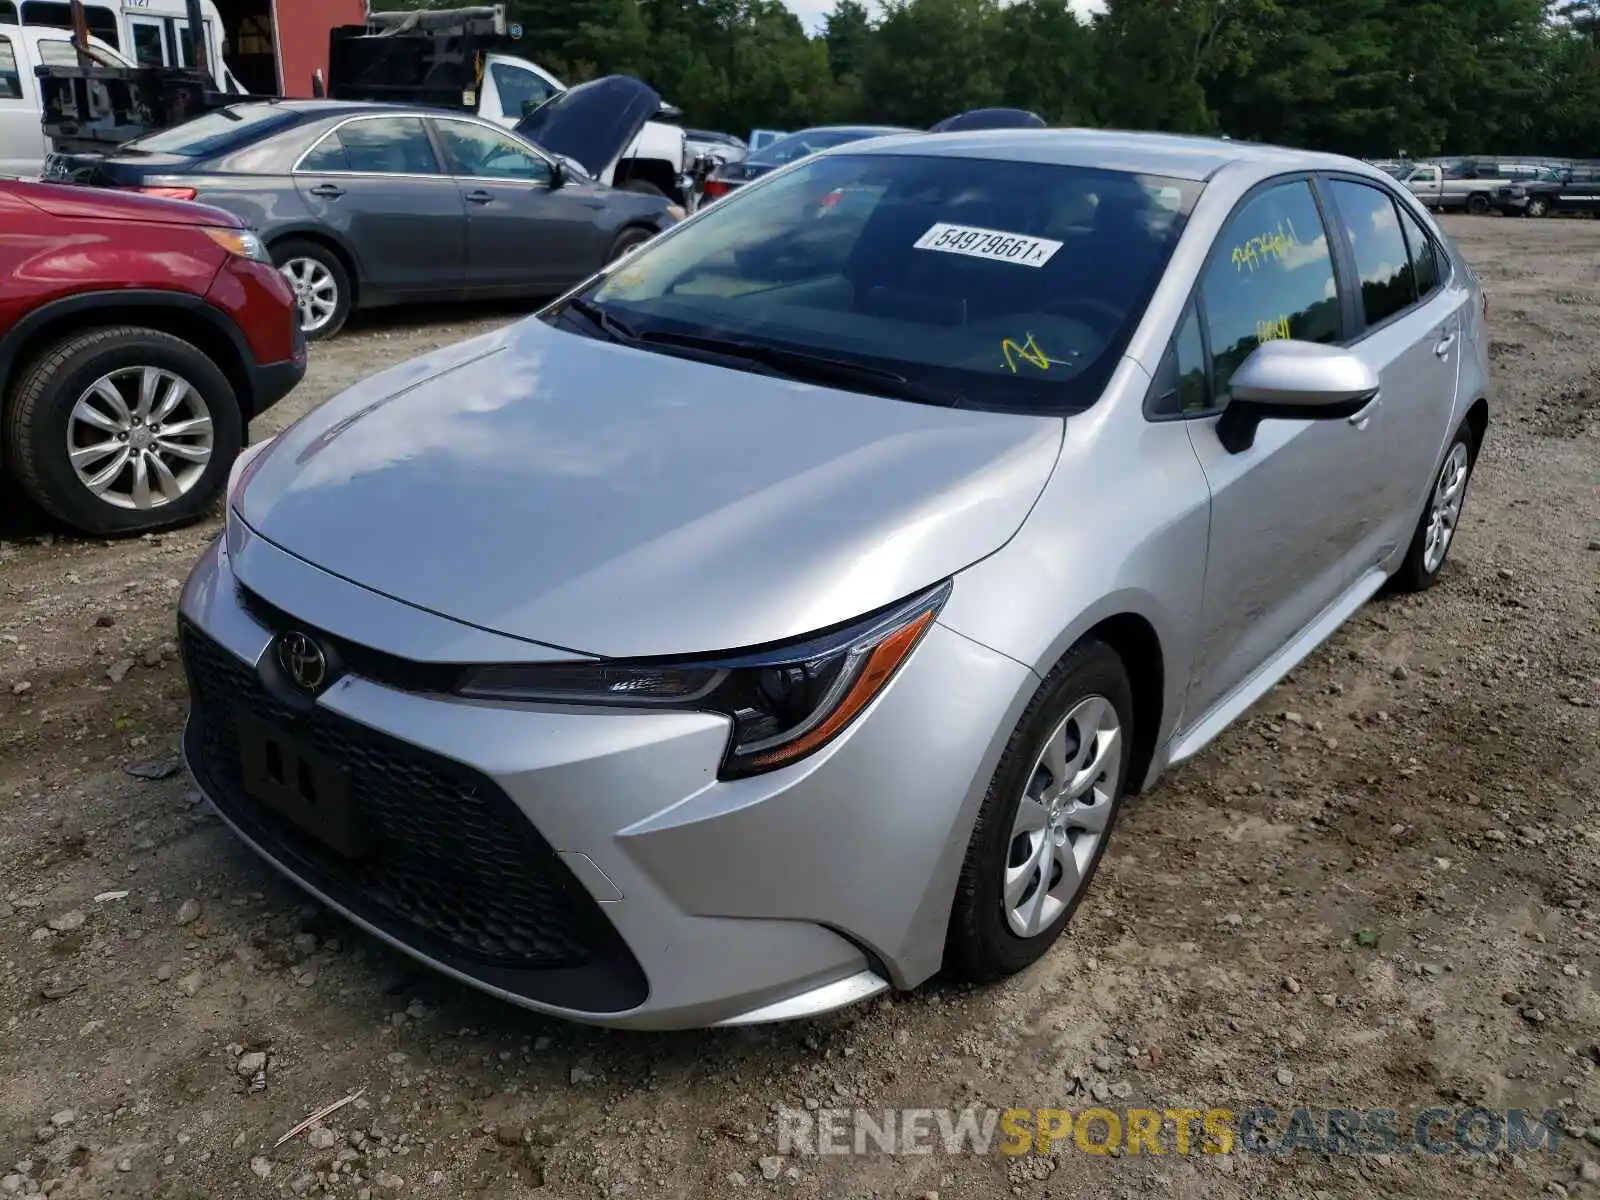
749;129;901;168
123;105;298;156
563;152;1201;414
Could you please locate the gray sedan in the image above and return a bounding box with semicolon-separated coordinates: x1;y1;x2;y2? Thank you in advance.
44;93;680;340
179;130;1489;1029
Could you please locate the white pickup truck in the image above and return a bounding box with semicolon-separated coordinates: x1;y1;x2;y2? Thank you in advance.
0;22;132;176
1399;160;1553;215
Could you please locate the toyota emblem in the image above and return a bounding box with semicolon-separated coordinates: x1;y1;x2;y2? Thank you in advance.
276;631;328;693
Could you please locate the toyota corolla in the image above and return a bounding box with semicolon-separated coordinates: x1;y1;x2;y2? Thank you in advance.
179;129;1489;1029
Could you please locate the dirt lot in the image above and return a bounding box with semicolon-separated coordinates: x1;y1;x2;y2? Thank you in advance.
1;216;1598;1200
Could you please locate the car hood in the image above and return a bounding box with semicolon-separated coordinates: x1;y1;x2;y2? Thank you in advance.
235;319;1063;659
515;76;661;182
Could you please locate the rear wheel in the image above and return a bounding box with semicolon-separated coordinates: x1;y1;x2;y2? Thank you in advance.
1390;425;1475;593
2;326;242;536
1465;192;1491;216
946;639;1133;982
272;238;351;341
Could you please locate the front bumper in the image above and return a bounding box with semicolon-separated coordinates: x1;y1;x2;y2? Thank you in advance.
178;531;1033;1029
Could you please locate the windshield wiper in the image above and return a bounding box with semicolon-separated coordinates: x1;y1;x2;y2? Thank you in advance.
564;296;640;343
636;330;965;408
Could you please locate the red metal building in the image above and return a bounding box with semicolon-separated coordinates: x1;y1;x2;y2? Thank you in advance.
265;0;365;96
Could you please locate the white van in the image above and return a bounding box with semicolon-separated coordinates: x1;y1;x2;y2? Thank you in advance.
0;0;244;91
0;21;133;175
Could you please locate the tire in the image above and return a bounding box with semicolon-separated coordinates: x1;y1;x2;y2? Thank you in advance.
620;179;667;199
1465;192;1490;216
1525;196;1549;218
1389;423;1475;593
271;238;352;341
606;225;656;264
946;639;1134;983
2;326;243;537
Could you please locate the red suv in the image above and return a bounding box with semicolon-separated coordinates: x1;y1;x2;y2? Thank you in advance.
0;180;305;535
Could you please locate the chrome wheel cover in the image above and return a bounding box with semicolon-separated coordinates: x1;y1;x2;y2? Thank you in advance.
281;257;339;333
1423;441;1470;575
67;366;214;511
1003;694;1122;938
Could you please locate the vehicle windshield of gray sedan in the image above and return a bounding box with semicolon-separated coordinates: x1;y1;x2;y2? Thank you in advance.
571;153;1201;412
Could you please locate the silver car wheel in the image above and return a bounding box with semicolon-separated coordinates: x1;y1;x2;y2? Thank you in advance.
1003;694;1122;938
281;257;339;334
67;366;214;511
1422;441;1470;575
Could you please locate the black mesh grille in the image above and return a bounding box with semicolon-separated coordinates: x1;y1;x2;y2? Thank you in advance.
180;619;647;1010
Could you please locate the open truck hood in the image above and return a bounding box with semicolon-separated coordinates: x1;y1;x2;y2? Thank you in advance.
514;75;662;183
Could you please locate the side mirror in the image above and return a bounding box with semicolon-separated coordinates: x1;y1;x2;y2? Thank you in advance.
548;158;565;189
1216;340;1379;454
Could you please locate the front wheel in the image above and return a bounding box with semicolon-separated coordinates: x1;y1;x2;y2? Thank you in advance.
946;639;1133;982
1390;426;1475;593
272;239;351;341
606;226;656;264
2;327;242;536
1525;196;1549;218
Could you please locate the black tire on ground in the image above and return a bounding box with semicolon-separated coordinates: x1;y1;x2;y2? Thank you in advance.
2;326;243;537
945;638;1134;983
1465;192;1491;216
1389;422;1477;594
606;226;657;264
620;179;667;198
270;238;352;341
1525;196;1549;218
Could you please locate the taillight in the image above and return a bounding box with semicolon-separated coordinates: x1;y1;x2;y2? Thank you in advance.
702;178;731;200
137;186;198;201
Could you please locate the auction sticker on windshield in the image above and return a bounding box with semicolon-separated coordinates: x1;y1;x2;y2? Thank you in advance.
914;223;1063;268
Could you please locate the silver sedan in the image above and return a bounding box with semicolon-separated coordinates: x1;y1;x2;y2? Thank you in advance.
178;129;1490;1029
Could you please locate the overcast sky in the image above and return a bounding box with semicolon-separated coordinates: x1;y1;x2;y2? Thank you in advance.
786;0;1105;33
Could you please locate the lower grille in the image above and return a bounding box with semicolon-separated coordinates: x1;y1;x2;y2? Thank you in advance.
180;619;647;1012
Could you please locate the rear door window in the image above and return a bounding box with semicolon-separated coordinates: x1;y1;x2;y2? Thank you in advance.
1396;205;1441;300
1326;179;1417;329
301;117;441;176
1198;179;1341;399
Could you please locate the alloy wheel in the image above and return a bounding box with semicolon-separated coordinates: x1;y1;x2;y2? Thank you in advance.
1423;441;1471;575
67;366;214;511
1003;694;1123;938
281;257;340;334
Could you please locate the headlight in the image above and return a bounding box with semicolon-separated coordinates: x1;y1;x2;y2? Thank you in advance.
203;227;272;264
458;581;950;778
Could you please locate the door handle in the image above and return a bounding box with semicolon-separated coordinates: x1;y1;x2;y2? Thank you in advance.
1433;333;1456;358
464;190;494;205
308;184;345;199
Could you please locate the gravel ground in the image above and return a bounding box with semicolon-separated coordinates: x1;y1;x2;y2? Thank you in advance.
1;216;1597;1200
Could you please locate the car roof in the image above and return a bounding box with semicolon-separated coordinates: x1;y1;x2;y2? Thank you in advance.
207;99;440;120
841;127;1364;182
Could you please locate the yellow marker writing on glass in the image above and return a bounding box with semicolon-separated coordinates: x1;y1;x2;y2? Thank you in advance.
1255;314;1292;343
1001;333;1069;374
